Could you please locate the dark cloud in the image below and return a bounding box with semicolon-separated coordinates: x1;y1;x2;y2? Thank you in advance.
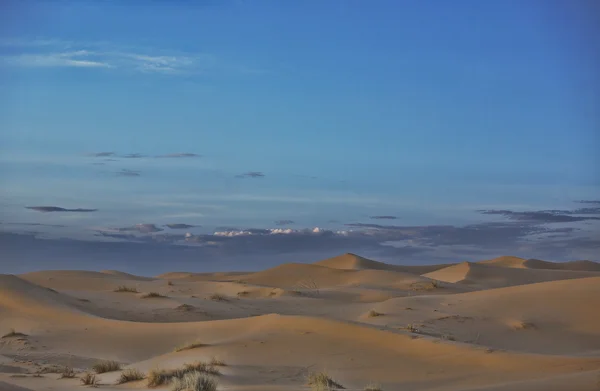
479;209;600;223
165;223;197;229
116;169;141;177
572;207;600;215
577;200;600;204
370;215;398;220
87;152;114;157
275;220;295;226
156;153;200;158
25;206;97;213
235;171;265;178
4;222;67;227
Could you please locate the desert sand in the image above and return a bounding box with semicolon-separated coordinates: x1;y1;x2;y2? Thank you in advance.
1;253;599;391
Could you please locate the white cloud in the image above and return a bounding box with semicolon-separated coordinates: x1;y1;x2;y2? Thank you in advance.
0;38;253;76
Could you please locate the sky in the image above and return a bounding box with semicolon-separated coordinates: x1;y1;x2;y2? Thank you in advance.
0;0;599;274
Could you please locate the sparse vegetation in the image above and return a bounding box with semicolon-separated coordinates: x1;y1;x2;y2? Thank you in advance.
114;285;138;293
176;304;196;311
364;383;383;391
174;341;206;352
237;291;250;297
1;328;28;338
167;280;174;286
296;278;320;296
80;372;99;386
171;370;218;391
59;366;76;378
403;324;419;333
367;310;384;318
410;280;441;291
209;357;226;367
147;361;220;387
441;334;456;341
513;321;537;330
142;292;167;298
307;371;345;390
209;293;228;301
117;368;145;384
92;360;121;374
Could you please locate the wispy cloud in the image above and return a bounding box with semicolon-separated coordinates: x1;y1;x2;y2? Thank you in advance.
156;153;201;158
370;215;398;220
0;38;260;76
116;169;141;177
25;206;97;213
235;171;265;178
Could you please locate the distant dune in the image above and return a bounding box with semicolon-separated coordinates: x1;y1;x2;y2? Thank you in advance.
2;254;599;391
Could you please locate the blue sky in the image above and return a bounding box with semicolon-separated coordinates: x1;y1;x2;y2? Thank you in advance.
0;0;599;272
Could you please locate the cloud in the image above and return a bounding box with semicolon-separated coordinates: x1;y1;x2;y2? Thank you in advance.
370;215;398;220
116;169;141;177
121;153;146;159
25;206;97;213
3;52;111;68
235;171;265;178
578;200;600;204
479;209;600;223
155;153;200;158
275;220;295;226
87;152;115;157
0;39;262;77
165;223;197;229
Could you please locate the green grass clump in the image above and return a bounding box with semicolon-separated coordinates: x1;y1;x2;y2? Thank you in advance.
92;360;121;374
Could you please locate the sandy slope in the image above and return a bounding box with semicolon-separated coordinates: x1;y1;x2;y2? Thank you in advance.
1;254;599;391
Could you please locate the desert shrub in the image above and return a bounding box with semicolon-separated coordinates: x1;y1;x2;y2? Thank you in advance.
142;292;167;298
174;342;205;352
308;371;345;390
147;361;219;387
209;357;226;366
209;293;228;301
80;372;99;386
364;384;382;391
114;285;138;293
59;366;76;378
367;310;383;318
117;368;145;384
92;360;121;374
171;370;217;391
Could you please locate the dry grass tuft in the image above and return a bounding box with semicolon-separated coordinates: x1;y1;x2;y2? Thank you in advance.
209;293;228;301
92;360;121;374
114;285;138;293
80;372;99;387
402;324;420;333
513;321;537;330
167;280;174;286
209;357;226;367
175;304;196;312
59;366;76;378
307;371;345;390
364;383;383;391
147;361;220;387
367;310;384;318
237;291;250;297
171;370;218;391
1;329;28;338
142;292;167;298
117;368;145;384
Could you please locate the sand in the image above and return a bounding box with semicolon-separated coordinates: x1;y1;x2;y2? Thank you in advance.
1;253;599;391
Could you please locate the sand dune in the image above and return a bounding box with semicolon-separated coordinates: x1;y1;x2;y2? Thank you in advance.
479;255;600;271
2;254;599;390
423;261;600;288
315;252;451;274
